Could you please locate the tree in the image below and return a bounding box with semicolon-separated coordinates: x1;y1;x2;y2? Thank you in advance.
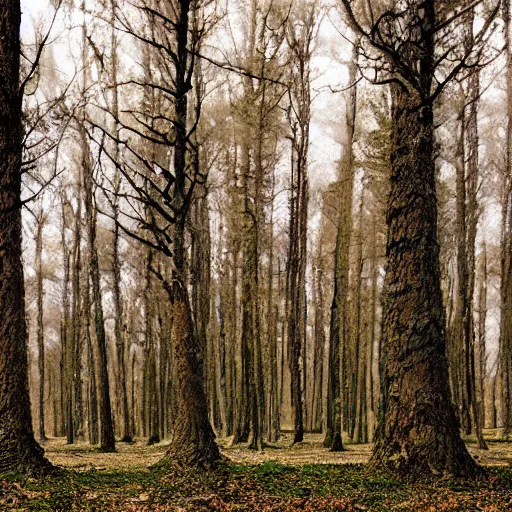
109;0;132;444
34;209;48;443
0;0;53;475
93;0;221;467
500;0;512;437
341;0;498;475
285;0;318;445
324;36;358;452
229;0;287;450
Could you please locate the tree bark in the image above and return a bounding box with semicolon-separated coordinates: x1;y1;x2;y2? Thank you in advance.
0;0;53;474
369;84;481;476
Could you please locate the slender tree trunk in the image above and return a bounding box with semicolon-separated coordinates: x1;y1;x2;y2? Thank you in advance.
110;0;131;444
267;171;280;443
144;249;160;446
36;213;47;443
501;0;512;437
368;216;379;434
78;0;115;452
60;192;70;438
231;126;252;447
325;42;358;451
477;244;488;430
454;100;472;434
84;262;98;445
352;191;365;443
464;58;487;449
85;156;115;452
312;264;325;433
69;169;83;443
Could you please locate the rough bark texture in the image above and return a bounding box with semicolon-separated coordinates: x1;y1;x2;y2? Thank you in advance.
0;0;53;475
369;85;480;477
159;223;221;467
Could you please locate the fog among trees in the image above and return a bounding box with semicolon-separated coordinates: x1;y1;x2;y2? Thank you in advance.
3;0;512;509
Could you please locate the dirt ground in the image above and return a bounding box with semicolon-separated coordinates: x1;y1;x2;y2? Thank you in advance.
42;429;512;471
5;430;512;511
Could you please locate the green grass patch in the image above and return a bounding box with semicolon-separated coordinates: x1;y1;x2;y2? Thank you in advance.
3;463;512;511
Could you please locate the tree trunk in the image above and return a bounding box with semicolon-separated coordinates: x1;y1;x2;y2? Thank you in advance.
353;190;365;443
158;1;220;466
60;192;71;438
0;0;53;474
477;244;488;431
369;84;481;476
159;222;221;467
144;249;160;446
464;59;487;449
500;0;512;437
325;42;358;451
312;264;325;433
110;0;131;444
69;169;83;442
36;213;47;443
231;130;253;447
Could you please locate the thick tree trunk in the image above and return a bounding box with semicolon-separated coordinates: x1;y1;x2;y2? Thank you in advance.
0;0;53;474
159;221;221;467
369;86;480;476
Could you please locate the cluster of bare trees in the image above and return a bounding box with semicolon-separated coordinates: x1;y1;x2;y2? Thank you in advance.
4;0;512;479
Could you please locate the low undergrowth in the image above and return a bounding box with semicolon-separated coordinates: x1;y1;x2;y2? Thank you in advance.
2;461;512;511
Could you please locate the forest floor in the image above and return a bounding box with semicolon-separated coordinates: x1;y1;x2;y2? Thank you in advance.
3;430;512;511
